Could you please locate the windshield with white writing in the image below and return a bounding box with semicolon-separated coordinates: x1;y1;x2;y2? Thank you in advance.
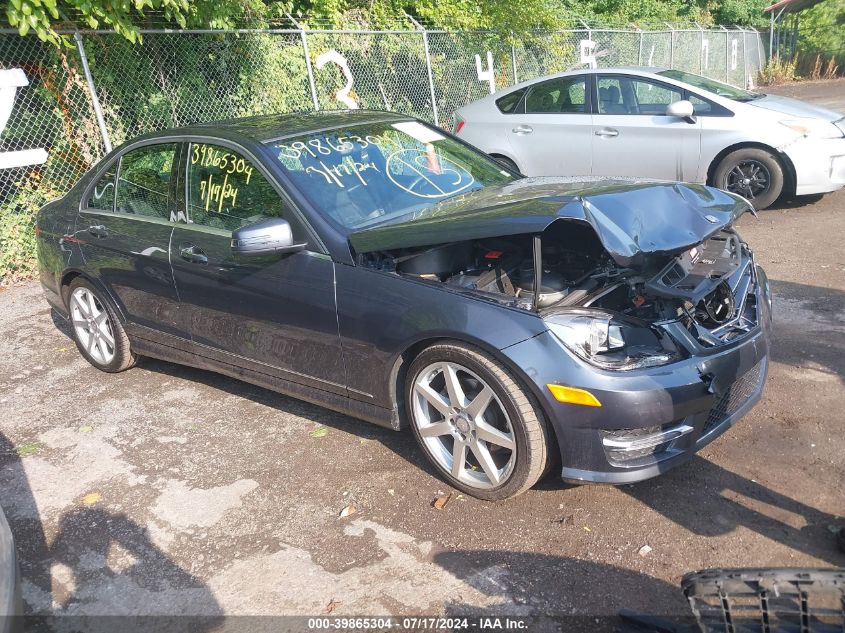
657;70;761;101
269;121;516;230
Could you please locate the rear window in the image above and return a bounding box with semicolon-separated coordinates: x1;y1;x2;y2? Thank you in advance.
496;88;526;114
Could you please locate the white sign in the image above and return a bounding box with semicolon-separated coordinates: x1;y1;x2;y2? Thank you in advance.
475;52;496;94
730;39;738;70
701;38;710;70
0;68;48;170
580;39;598;69
316;50;359;109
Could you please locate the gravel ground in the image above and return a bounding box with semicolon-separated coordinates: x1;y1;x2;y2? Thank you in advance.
1;80;843;626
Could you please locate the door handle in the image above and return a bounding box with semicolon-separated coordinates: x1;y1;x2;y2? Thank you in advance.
179;242;208;265
594;128;619;138
87;225;108;239
511;125;533;135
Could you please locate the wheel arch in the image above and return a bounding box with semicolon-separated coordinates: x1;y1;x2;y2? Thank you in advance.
59;269;127;323
487;152;521;173
707;141;797;198
388;335;558;448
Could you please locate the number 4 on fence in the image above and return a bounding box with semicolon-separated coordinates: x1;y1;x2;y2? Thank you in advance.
475;52;496;95
0;68;48;170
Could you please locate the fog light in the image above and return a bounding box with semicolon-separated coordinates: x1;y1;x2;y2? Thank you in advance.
547;384;601;407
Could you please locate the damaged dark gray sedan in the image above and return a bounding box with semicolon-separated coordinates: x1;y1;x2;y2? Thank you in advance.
36;110;772;500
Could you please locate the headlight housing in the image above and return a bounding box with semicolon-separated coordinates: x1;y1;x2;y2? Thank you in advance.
779;118;842;139
545;309;680;371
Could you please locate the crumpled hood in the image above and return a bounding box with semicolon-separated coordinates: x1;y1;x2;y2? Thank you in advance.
750;94;843;121
348;177;751;267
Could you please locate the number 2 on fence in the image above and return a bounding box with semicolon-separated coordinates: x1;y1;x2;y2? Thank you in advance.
316;50;359;110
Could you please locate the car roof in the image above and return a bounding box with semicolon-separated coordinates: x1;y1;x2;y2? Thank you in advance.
482;66;671;97
132;109;414;145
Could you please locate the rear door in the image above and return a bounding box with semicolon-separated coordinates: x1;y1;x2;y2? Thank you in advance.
504;74;593;177
591;74;702;181
76;142;184;339
169;140;346;395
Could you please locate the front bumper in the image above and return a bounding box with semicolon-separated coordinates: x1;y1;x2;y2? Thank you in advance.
503;272;772;485
783;136;845;195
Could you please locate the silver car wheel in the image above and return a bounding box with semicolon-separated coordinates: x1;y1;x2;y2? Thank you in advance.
69;287;116;366
411;361;517;489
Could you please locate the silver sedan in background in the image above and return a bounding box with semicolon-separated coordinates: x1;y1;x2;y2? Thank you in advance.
454;67;845;209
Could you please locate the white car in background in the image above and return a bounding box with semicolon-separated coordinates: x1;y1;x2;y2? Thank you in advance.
454;67;845;209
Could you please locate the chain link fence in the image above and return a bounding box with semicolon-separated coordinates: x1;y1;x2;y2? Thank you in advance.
0;24;765;204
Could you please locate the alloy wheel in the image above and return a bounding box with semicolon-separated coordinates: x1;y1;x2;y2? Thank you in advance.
411;361;516;489
69;287;116;365
724;159;771;199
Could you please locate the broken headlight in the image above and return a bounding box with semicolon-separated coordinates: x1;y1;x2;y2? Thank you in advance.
545;309;679;371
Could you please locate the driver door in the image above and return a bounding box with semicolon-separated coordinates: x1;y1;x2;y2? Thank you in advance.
169;140;346;395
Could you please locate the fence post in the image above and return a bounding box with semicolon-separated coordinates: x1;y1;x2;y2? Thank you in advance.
421;29;439;126
301;31;319;111
724;27;730;83
406;13;439;126
667;24;675;68
287;14;319;110
511;42;519;85
638;29;644;66
73;32;112;153
742;28;748;88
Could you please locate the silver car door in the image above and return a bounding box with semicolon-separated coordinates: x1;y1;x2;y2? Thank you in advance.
591;74;702;181
505;75;593;177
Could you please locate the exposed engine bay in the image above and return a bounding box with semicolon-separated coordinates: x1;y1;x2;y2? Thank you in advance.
359;220;761;348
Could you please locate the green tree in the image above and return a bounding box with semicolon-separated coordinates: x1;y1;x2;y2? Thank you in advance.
797;0;845;66
4;0;258;45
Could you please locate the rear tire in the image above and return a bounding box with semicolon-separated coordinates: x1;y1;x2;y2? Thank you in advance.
405;342;550;501
491;155;520;174
712;148;784;210
66;278;136;373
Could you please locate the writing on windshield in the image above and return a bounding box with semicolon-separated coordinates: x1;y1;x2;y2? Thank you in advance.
269;121;512;229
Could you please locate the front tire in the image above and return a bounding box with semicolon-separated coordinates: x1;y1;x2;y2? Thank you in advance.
67;278;136;373
405;342;550;501
713;148;785;210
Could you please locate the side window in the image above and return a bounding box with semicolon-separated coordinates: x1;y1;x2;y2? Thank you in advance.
86;164;117;211
689;94;715;115
597;76;682;115
187;142;283;232
115;143;177;218
496;88;526;114
525;76;586;114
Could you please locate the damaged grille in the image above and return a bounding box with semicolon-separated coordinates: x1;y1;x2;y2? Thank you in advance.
695;245;766;347
703;360;765;434
683;568;845;633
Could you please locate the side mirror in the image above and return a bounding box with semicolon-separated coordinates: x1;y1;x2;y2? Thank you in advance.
666;100;696;124
231;217;306;256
